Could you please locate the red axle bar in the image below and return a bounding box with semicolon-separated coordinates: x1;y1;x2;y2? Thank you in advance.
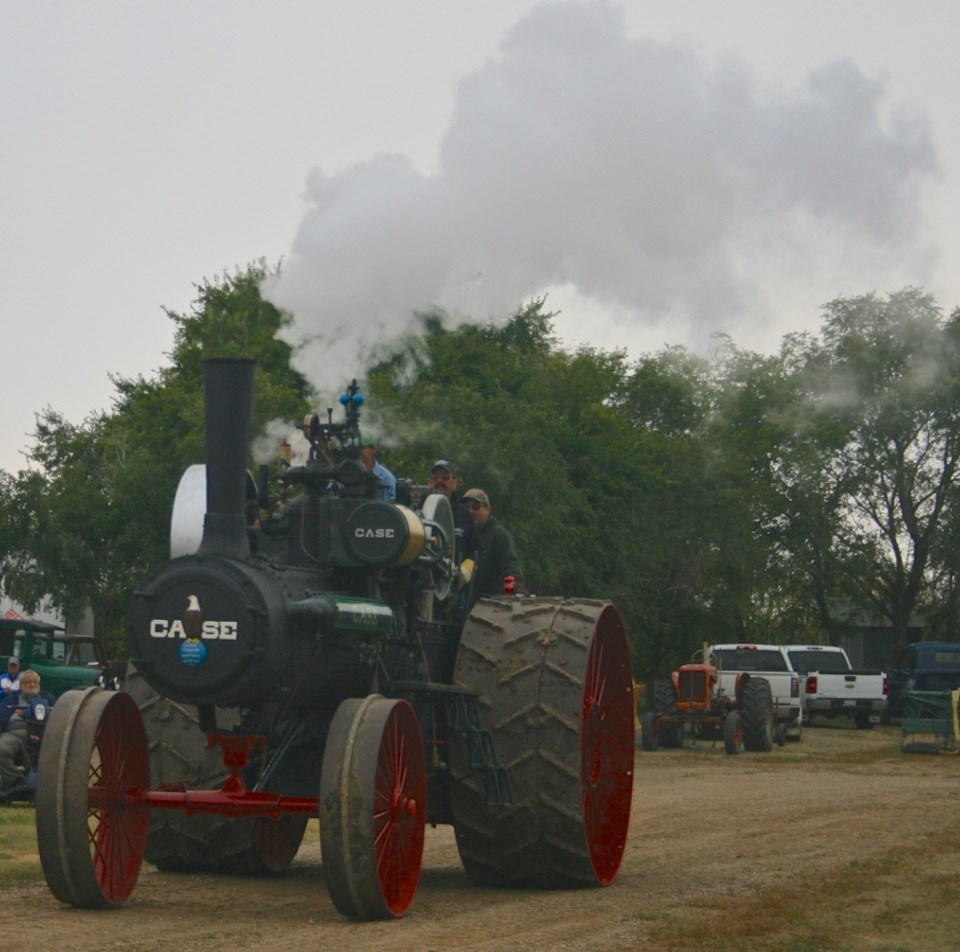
88;731;319;819
142;789;318;818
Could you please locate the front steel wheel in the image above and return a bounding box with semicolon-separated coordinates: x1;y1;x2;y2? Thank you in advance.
36;688;150;907
320;695;426;919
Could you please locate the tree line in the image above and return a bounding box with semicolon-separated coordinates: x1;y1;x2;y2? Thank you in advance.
1;263;958;679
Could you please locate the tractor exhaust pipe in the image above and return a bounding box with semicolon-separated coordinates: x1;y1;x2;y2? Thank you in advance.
198;357;256;558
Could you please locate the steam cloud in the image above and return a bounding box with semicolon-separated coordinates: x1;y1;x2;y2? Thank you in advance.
264;0;937;394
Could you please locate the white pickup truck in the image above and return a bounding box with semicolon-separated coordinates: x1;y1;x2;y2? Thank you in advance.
709;643;803;741
785;645;887;730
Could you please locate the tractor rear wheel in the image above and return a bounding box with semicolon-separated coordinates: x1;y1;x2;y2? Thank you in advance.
450;597;634;889
123;663;307;874
640;712;659;751
740;676;775;752
654;682;684;748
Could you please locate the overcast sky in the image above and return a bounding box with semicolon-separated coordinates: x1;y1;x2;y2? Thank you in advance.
2;0;958;475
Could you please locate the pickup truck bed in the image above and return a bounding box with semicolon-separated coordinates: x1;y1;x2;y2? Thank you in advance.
785;645;887;729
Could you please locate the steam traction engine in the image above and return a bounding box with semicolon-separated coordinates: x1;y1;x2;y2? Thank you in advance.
34;358;635;918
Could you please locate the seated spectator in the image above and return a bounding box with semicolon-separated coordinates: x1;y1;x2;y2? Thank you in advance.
0;669;55;794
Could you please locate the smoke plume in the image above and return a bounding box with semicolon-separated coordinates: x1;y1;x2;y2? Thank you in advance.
264;0;937;394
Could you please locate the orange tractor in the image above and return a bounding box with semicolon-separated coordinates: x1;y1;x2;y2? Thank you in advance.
640;651;777;754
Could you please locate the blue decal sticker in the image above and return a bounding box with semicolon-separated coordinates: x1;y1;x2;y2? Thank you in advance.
179;640;208;666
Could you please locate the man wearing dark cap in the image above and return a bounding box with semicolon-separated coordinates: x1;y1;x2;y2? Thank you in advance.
427;460;474;562
462;488;523;609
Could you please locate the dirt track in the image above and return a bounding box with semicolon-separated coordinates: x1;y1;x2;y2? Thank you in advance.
8;722;960;951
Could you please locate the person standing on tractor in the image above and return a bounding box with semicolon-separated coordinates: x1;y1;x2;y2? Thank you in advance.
0;669;55;794
462;488;523;609
360;434;397;501
427;460;474;562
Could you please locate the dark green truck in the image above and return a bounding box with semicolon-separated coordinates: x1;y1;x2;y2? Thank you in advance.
0;617;121;698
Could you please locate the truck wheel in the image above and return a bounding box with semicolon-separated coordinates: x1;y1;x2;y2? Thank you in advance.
123;663;306;874
640;711;659;751
740;677;775;752
655;682;684;748
450;597;634;889
723;711;743;754
854;712;875;730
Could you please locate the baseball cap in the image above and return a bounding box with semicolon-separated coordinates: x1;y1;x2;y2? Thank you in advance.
430;460;457;476
463;488;490;507
8;656;19;667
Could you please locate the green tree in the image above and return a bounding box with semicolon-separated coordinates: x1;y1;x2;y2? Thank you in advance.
366;302;762;677
0;263;310;653
771;289;960;650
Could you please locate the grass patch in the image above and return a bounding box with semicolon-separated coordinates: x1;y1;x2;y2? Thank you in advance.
0;805;42;883
645;829;960;951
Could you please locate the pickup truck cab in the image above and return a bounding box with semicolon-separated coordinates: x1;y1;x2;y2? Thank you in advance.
709;643;803;740
886;642;960;717
0;617;118;698
785;645;887;729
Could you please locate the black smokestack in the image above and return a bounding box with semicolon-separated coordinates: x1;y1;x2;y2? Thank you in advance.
198;358;256;558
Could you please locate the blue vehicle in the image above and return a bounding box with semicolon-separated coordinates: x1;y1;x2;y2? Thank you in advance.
886;642;960;716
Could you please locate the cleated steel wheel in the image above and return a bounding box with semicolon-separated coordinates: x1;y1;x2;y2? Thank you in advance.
123;662;306;874
250;815;309;873
320;695;426;919
451;597;634;888
37;688;150;907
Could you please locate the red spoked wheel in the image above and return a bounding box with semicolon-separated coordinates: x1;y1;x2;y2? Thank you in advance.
451;598;634;888
252;815;309;872
320;695;426;919
36;688;150;907
579;607;636;884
